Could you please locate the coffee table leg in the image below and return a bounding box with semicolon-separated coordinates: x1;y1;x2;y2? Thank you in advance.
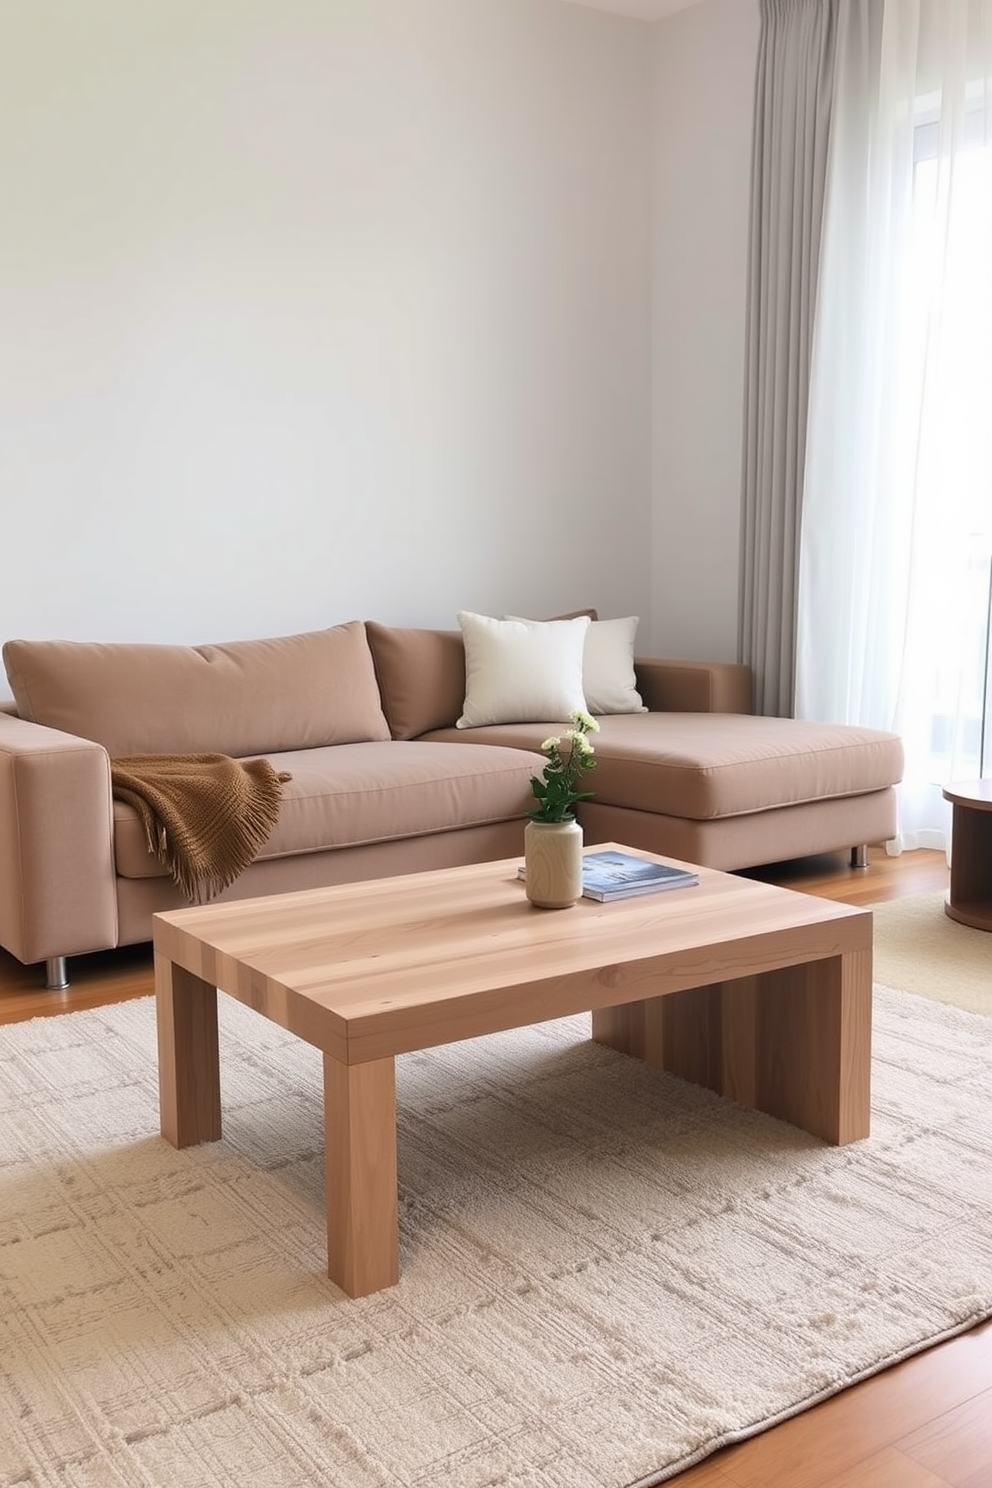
155;951;221;1147
323;1053;399;1297
592;947;872;1145
739;951;872;1143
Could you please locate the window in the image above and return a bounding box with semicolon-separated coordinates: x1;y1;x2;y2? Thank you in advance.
902;100;992;782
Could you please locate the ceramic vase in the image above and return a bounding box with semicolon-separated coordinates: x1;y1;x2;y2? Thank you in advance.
524;818;583;909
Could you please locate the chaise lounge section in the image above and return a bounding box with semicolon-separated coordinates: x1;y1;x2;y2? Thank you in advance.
367;621;902;873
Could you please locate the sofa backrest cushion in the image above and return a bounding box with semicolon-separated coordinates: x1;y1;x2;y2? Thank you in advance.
2;623;391;757
365;623;466;740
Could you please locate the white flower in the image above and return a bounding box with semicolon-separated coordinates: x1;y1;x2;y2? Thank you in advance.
565;730;595;758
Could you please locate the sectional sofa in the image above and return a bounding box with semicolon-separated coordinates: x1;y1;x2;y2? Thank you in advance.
0;613;904;988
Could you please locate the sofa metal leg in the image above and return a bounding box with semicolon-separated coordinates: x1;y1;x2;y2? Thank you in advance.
45;956;69;990
850;845;869;869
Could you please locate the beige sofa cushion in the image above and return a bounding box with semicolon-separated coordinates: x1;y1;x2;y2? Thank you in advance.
3;623;390;758
420;712;905;821
366;624;466;740
113;740;543;877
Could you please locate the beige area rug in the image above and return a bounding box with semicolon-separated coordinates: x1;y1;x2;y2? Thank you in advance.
3;980;992;1488
872;891;992;1014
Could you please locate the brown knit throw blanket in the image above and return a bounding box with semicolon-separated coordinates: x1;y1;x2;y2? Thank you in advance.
110;753;292;905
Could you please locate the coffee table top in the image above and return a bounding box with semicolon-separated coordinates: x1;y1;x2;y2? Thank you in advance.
153;845;871;1065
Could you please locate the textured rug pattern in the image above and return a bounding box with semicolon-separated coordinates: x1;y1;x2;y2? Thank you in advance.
871;890;991;1014
2;983;992;1487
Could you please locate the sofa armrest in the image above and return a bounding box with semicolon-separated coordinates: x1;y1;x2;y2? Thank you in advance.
634;658;753;715
0;713;118;966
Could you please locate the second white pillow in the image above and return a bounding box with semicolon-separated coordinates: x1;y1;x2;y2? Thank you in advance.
505;614;647;715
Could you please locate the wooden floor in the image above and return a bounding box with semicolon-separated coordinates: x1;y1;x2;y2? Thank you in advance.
2;847;990;1487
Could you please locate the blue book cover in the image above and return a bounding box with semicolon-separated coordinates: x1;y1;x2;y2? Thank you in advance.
518;850;699;899
579;850;699;900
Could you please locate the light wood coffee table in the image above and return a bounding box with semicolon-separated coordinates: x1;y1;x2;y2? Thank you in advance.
153;845;873;1298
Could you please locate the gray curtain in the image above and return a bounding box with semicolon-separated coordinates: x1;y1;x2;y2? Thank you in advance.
738;0;841;717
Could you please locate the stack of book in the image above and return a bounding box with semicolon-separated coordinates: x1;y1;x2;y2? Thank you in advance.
518;848;699;902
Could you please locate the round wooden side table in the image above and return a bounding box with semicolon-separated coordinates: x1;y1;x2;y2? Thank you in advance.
943;778;992;931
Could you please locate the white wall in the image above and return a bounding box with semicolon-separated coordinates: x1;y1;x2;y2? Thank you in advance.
649;0;759;660
0;0;653;694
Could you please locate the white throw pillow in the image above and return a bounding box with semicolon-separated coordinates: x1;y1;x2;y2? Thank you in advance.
505;614;647;715
456;612;590;728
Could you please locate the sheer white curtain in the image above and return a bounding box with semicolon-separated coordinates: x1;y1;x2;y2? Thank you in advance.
796;0;992;853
